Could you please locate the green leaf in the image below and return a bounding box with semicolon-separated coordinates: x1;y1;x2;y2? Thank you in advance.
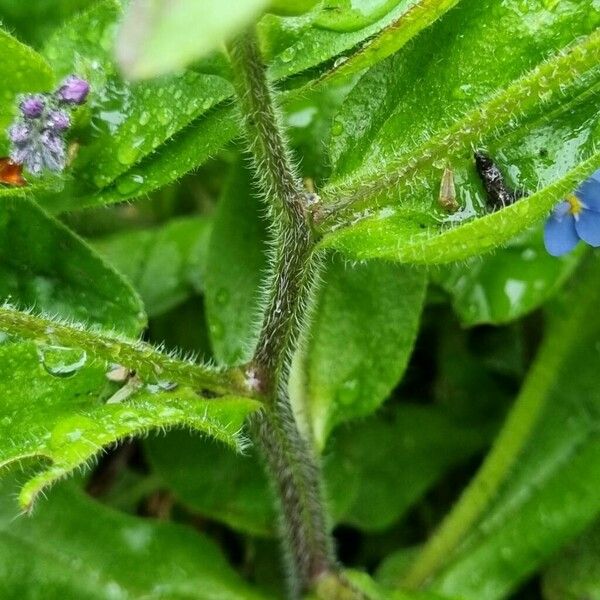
0;197;145;335
0;0;89;48
145;430;275;537
93;216;212;318
326;404;492;531
419;255;600;599
295;256;426;448
41;0;233;196
205;162;269;365
116;0;269;79
316;0;460;84
542;520;600;600
316;1;600;264
264;0;453;82
0;475;269;599
0;341;257;511
143;402;485;537
0;28;53;132
433;229;583;326
269;0;320;16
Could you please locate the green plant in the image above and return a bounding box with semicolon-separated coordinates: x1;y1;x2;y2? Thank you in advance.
0;1;599;599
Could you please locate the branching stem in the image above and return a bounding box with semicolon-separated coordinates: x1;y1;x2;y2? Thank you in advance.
0;306;250;398
228;30;344;598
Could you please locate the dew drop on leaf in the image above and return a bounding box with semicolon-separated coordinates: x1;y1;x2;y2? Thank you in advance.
116;173;145;196
215;288;230;306
36;345;87;378
280;47;296;63
337;378;359;406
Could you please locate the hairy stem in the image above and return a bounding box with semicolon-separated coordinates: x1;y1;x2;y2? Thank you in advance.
229;30;341;597
0;306;250;397
402;260;598;588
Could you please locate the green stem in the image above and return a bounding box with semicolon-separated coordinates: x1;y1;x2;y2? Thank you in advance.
0;306;250;398
229;30;341;598
402;265;597;588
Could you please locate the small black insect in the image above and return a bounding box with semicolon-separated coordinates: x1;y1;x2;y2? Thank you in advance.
474;151;523;211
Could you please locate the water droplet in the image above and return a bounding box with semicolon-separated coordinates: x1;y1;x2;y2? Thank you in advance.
215;288;230;305
210;319;225;341
139;111;150;125
280;47;296;63
37;345;87;378
158;108;170;125
331;120;344;136
93;172;113;188
337;378;359;406
117;140;142;166
202;97;213;110
116;173;145;196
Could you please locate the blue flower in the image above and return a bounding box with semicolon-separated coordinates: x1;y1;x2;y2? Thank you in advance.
544;170;600;256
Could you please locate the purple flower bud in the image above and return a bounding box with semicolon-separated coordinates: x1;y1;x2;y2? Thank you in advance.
47;110;71;131
8;122;31;144
20;95;45;118
56;75;90;105
40;130;67;172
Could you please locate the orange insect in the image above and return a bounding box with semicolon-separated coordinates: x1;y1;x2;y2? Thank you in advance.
0;158;26;187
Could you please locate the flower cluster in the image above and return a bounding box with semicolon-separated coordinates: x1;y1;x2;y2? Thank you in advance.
7;75;89;176
544;169;600;256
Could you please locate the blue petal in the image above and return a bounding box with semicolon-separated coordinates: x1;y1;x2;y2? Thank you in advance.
552;201;571;219
590;168;600;184
576;177;600;211
544;212;579;256
575;208;600;247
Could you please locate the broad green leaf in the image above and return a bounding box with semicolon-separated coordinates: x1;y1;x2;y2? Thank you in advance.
145;430;275;537
325;404;492;531
314;0;401;31
0;197;145;335
0;0;89;48
93;216;212;318
433;229;583;326
116;0;269;79
542;520;600;600
264;0;454;83
295;256;426;449
0;475;269;599
41;0;233;196
0;341;258;511
0;28;53;132
418;255;600;599
269;0;320;16
205;162;269;365
316;0;460;84
317;1;600;264
46;106;240;212
144;403;484;536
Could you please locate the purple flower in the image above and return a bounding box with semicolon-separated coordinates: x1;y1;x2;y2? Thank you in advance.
46;110;71;131
544;170;600;256
19;95;45;118
8;123;31;144
5;77;89;176
57;75;90;105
